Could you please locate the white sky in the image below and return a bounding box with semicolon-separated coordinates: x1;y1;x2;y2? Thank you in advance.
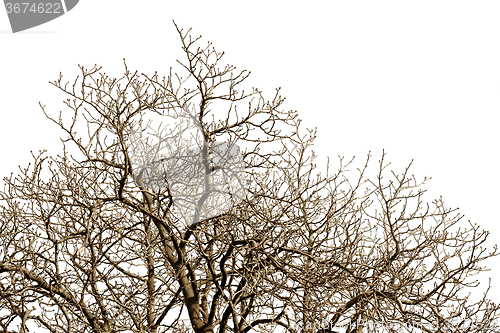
1;0;499;308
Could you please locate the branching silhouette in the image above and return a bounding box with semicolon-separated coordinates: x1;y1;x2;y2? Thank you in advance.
1;23;499;333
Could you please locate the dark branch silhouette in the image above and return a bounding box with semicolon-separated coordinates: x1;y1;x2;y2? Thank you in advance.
1;23;499;333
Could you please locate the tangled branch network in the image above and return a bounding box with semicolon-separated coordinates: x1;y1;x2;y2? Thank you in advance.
127;103;248;227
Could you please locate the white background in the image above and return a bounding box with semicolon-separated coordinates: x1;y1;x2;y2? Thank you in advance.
1;0;499;304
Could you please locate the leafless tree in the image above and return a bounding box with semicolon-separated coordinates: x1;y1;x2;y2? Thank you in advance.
1;23;499;333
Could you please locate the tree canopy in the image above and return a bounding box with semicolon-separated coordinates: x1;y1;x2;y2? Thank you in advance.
1;24;499;333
